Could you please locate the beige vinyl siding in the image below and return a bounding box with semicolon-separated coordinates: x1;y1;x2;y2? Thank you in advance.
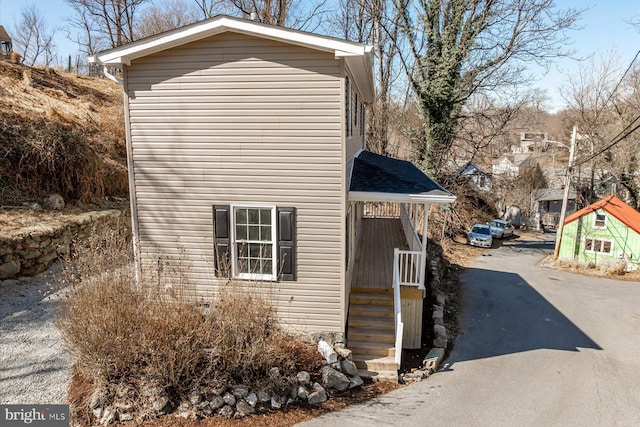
126;32;345;333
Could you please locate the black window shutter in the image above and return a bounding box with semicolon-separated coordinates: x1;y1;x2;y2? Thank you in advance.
213;205;230;277
277;207;296;281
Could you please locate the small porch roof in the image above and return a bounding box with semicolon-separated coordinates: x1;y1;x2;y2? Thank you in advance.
349;150;456;204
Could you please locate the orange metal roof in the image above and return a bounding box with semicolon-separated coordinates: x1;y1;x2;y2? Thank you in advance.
564;195;640;234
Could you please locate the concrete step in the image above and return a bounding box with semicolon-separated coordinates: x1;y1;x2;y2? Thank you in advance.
349;304;394;318
357;368;399;383
349;292;394;307
348;315;395;331
347;327;395;344
348;340;395;357
353;355;398;373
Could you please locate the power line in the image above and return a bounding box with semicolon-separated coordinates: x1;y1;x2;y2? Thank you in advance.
573;113;640;167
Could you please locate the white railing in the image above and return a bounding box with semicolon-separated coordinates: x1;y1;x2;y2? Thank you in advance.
396;249;425;289
392;248;404;369
363;201;400;218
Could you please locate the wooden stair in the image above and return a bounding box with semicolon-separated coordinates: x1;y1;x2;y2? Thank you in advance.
347;288;398;381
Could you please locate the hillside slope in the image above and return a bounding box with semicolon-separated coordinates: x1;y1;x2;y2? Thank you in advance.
0;61;128;205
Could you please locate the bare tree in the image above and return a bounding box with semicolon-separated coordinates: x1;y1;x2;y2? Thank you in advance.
392;0;581;176
560;50;640;206
137;0;200;38
328;0;401;155
66;0;151;52
194;0;228;18
12;3;57;66
222;0;326;30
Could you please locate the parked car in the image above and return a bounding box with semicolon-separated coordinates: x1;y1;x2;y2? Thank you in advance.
489;219;515;239
468;224;493;248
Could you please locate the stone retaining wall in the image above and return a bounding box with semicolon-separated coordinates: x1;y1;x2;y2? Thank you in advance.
0;209;130;280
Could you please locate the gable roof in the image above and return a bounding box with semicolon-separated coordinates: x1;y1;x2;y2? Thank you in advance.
535;188;576;202
88;15;374;102
0;26;11;42
459;162;490;176
564;195;640;234
349;150;456;204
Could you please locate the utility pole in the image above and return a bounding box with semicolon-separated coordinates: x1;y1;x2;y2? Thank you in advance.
554;126;577;259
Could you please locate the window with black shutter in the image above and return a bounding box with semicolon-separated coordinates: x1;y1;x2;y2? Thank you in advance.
212;205;296;281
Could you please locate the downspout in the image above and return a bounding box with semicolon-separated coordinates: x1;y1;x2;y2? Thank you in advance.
101;63;124;85
93;59;141;284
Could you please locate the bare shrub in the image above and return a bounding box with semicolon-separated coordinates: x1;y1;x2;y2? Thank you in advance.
58;227;312;415
548;257;630;276
600;260;628;276
209;282;290;385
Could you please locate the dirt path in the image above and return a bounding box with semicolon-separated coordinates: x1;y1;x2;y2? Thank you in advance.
0;264;71;404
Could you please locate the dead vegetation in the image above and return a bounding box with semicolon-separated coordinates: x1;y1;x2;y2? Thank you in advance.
543;257;640;282
0;61;128;205
59;227;381;425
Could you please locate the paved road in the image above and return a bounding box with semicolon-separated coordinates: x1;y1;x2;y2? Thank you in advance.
299;234;640;426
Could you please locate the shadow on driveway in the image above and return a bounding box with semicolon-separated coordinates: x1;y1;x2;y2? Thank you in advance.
448;267;601;365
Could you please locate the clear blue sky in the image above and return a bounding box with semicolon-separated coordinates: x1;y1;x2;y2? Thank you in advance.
1;0;639;112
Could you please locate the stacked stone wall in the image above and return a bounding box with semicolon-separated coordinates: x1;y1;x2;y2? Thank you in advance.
0;209;129;280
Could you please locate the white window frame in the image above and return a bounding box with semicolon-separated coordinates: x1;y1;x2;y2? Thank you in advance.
584;237;614;255
593;212;607;229
230;204;277;281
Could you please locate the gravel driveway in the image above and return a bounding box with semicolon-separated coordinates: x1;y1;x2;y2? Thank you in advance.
0;264;72;404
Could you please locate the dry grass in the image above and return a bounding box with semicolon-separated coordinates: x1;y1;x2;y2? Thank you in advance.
545;257;640;282
0;61;127;205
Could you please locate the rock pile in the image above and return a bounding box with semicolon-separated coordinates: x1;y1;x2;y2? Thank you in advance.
87;339;364;425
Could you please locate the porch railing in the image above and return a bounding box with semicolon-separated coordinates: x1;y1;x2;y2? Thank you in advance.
363;201;400;218
395;249;425;288
392;248;404;369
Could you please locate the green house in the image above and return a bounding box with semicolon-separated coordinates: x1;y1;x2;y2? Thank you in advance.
558;195;640;270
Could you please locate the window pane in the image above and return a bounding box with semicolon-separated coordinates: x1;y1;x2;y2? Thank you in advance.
602;241;612;253
248;209;259;224
236;242;244;256
261;225;271;240
262;244;272;258
584;239;593;251
236;208;247;225
249;243;260;257
260;209;271;225
262;259;272;274
249;258;260;273
236;225;247;240
248;225;260;240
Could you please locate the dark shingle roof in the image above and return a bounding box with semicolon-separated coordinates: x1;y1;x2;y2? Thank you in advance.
535;188;576;202
349;150;453;197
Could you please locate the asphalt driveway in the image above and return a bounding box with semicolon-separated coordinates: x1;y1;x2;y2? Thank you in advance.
299;233;640;426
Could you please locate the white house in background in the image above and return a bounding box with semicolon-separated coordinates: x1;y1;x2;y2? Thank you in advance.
458;162;492;192
492;154;535;176
89;15;456;379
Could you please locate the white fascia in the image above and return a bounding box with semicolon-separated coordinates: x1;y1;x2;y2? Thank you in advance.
349;191;457;205
88;16;371;67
